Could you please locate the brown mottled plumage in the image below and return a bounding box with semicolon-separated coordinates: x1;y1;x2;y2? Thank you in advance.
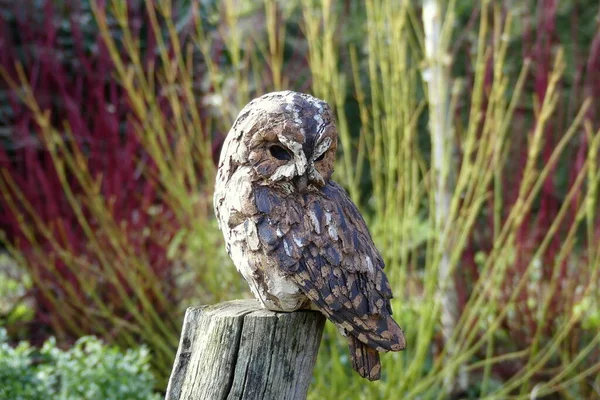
214;91;405;380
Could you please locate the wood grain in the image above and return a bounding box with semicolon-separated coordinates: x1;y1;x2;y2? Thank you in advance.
165;299;325;400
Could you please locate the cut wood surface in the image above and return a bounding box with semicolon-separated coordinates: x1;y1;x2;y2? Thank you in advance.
165;299;326;400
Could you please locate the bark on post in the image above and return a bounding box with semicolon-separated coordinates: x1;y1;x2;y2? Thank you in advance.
165;299;326;400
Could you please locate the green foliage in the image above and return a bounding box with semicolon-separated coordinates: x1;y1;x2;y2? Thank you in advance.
1;0;600;398
0;254;33;330
0;333;47;400
0;329;161;400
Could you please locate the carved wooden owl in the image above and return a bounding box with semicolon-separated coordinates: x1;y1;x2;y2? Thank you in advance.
214;91;405;380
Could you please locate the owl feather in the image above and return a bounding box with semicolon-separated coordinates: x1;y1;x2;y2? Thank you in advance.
262;182;405;380
214;91;406;381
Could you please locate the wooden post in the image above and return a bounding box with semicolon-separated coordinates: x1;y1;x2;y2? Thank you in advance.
165;299;326;400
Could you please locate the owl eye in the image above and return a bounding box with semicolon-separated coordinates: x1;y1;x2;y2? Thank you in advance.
315;152;326;162
269;145;292;161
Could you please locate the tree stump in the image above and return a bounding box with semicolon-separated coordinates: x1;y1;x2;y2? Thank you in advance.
165;299;326;400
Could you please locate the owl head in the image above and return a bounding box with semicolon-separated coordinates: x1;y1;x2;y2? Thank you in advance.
219;91;338;192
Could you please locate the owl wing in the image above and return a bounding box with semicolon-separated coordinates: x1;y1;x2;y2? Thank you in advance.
253;182;405;354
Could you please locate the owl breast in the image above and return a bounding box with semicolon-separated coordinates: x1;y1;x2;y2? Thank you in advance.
215;166;309;312
215;165;388;314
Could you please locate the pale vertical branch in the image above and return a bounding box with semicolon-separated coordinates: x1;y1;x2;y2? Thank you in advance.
422;0;465;392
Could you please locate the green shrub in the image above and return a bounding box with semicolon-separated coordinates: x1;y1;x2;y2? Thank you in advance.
0;329;161;400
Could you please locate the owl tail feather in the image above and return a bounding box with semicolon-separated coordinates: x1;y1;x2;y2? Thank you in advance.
348;335;381;381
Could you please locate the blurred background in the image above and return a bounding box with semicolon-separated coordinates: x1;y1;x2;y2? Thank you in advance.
0;0;599;399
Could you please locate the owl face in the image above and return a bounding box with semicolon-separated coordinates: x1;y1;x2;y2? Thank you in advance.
228;91;338;193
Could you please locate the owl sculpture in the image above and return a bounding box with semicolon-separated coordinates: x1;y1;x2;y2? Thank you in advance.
214;91;405;380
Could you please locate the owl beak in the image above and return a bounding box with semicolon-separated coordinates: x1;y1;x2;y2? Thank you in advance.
294;173;309;193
